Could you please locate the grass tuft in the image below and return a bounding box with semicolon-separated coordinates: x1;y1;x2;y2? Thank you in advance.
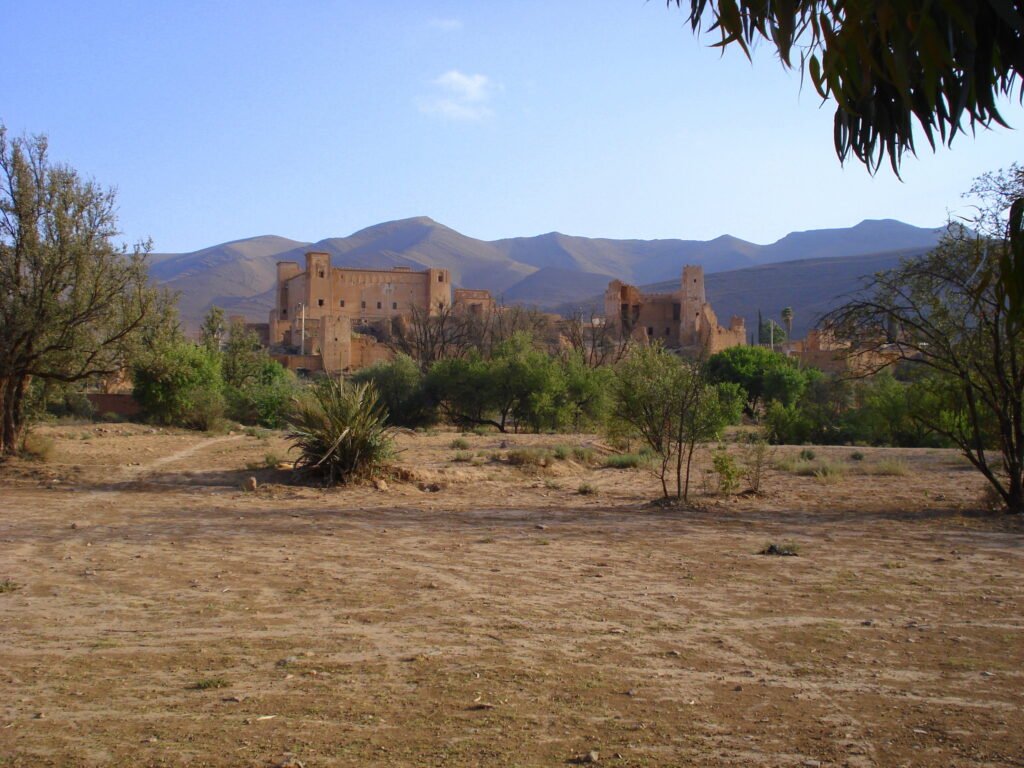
861;458;909;476
759;542;800;556
188;677;229;690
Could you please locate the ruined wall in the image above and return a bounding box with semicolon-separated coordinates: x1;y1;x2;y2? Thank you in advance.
604;266;744;356
454;288;494;316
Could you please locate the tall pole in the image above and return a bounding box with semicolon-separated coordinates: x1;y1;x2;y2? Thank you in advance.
300;302;306;356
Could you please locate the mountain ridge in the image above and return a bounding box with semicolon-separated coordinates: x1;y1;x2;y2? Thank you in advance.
150;216;945;331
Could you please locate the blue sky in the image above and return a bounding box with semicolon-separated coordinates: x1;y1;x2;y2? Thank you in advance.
4;1;1022;253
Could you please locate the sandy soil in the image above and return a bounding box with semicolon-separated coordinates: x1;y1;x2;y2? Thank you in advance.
1;424;1022;767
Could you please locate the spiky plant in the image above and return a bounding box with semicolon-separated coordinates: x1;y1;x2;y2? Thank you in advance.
286;377;393;485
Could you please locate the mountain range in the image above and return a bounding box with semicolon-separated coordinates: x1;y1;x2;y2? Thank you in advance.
150;216;946;338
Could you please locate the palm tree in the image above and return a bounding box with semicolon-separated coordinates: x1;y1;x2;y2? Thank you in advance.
781;307;793;339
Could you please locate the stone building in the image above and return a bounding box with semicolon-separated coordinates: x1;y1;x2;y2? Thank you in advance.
604;265;746;357
785;328;895;376
268;252;491;373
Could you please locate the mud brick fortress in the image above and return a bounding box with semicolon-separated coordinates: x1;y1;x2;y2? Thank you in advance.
265;255;744;374
604;265;746;356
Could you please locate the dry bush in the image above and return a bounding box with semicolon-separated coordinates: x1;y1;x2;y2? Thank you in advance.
21;432;54;462
860;458;909;476
506;447;553;467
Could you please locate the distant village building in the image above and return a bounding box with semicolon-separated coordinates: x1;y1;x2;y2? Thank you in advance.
784;328;894;376
604;265;746;356
267;252;493;374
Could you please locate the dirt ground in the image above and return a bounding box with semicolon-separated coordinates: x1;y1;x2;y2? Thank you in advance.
1;423;1022;767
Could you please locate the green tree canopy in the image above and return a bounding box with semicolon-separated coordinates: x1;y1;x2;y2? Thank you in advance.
707;345;812;416
670;1;1024;174
0;126;169;454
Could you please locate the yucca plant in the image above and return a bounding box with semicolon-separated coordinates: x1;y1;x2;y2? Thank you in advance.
286;377;393;485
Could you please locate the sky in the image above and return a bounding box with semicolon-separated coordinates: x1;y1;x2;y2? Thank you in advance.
3;1;1022;254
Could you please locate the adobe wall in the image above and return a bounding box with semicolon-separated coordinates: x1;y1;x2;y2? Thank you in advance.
604;266;744;356
454;288;495;316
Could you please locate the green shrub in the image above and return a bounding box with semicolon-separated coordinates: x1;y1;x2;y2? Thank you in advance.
452;450;473;463
799;448;816;461
352;354;435;428
740;438;773;494
604;453;645;469
226;361;298;428
577;482;598;495
132;340;225;430
711;447;741;494
572;446;595;464
450;437;470;450
553;445;570;461
850;450;865;461
813;460;847;481
286;378;393;485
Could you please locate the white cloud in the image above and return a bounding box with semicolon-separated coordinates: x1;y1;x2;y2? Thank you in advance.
419;70;496;122
428;18;463;31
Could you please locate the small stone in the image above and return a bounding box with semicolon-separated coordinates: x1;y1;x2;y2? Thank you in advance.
861;619;874;626
32;712;44;719
582;750;599;763
733;684;743;691
374;479;388;491
802;761;821;768
70;522;78;529
243;476;257;492
276;656;298;667
535;524;547;530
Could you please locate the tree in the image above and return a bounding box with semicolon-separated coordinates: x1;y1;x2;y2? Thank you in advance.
562;308;634;367
200;306;226;352
131;340;225;430
670;1;1024;174
0;126;165;454
707;345;809;417
825;176;1024;511
612;345;739;500
351;354;436;428
669;1;1024;323
781;307;794;339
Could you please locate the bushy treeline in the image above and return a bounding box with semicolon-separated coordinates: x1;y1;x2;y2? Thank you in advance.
354;332;612;433
704;345;951;448
131;314;298;430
